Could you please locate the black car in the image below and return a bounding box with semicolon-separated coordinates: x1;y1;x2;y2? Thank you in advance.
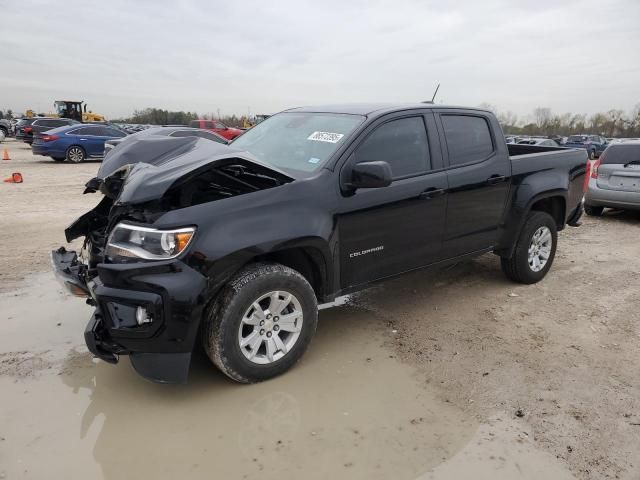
103;126;228;156
14;118;37;141
52;103;587;384
20;117;80;144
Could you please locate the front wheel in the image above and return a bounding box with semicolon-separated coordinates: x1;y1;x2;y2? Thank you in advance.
202;263;318;383
501;211;558;284
66;146;85;163
588;149;596;160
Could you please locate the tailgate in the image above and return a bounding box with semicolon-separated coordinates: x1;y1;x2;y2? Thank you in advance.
597;164;640;192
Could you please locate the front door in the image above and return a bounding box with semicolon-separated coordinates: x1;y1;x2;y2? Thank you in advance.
337;114;448;289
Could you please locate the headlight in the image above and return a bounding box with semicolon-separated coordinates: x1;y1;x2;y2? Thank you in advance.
106;223;196;261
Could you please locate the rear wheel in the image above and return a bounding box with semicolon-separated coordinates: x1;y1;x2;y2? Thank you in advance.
501;211;557;284
588;149;596;160
584;204;604;216
202;263;318;383
66;146;85;163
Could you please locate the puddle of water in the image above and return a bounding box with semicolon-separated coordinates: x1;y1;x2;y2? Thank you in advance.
0;273;476;480
422;417;577;480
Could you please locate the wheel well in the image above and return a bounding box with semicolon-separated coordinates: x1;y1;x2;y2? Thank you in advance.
253;247;328;301
530;196;565;229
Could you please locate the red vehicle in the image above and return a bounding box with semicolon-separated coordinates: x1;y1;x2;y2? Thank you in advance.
189;120;243;140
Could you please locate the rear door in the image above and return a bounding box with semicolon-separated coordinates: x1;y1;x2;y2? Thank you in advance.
596;144;640;193
71;126;103;156
337;112;448;288
436;110;511;258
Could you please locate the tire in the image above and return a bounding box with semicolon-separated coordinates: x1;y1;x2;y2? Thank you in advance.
202;262;318;383
588;149;595;160
66;146;86;163
52;156;65;162
584;204;604;216
501;211;558;284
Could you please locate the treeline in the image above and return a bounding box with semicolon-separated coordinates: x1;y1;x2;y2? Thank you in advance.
113;108;199;125
0;110;15;119
486;104;640;138
112;108;245;127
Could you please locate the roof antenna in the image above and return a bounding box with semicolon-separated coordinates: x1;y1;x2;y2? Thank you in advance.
422;83;440;104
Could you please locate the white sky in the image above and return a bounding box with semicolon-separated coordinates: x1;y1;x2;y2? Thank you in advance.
1;0;639;120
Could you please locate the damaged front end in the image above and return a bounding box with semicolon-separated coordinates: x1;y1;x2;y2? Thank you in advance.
51;136;293;383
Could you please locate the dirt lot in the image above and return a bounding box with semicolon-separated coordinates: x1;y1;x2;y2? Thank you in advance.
1;138;639;479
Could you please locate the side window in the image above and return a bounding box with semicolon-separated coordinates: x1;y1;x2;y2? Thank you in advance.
441;115;494;166
72;127;98;136
195;131;227;143
204;121;214;129
106;128;126;137
169;130;196;138
354;117;430;179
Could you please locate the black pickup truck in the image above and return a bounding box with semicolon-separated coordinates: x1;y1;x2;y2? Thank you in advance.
52;104;587;384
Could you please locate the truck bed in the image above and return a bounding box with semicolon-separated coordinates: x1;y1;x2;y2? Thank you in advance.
508;144;587;177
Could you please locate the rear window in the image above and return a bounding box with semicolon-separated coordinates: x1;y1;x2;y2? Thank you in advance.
567;135;588;143
189;120;200;128
441;115;494;166
36;119;68;128
600;144;640;165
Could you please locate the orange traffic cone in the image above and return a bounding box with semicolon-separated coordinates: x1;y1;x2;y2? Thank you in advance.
2;149;9;161
3;172;23;183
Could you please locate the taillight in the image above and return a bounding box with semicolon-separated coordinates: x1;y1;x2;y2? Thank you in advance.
583;161;591;192
591;159;601;179
42;135;59;142
23;127;32;133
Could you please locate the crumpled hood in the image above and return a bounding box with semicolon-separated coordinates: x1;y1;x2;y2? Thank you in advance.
94;135;292;205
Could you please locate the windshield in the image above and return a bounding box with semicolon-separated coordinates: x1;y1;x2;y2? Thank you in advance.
231;112;364;174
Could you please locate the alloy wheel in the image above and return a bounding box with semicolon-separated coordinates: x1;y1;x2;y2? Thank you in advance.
238;290;303;365
528;226;552;272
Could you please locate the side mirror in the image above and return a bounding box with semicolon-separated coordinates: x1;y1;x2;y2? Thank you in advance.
347;161;392;190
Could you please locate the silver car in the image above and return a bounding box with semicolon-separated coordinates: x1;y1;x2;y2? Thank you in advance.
584;141;640;215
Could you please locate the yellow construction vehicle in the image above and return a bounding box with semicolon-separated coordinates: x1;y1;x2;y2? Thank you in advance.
53;100;106;122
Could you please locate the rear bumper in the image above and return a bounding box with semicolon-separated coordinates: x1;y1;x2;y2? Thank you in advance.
31;144;51;156
585;181;640;210
51;247;208;383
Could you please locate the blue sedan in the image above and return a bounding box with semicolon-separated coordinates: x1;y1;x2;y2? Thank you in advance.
31;123;128;162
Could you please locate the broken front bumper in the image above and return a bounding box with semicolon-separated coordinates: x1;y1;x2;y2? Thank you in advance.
51;247;207;383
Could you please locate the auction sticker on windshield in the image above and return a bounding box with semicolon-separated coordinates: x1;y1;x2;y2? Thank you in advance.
307;131;345;143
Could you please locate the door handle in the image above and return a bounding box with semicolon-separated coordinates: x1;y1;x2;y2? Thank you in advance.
418;188;445;199
486;175;507;185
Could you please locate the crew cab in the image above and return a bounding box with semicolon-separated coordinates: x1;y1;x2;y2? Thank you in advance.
52;104;587;384
189;119;243;140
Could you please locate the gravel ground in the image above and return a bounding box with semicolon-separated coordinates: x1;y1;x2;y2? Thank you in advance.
1;137;639;479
